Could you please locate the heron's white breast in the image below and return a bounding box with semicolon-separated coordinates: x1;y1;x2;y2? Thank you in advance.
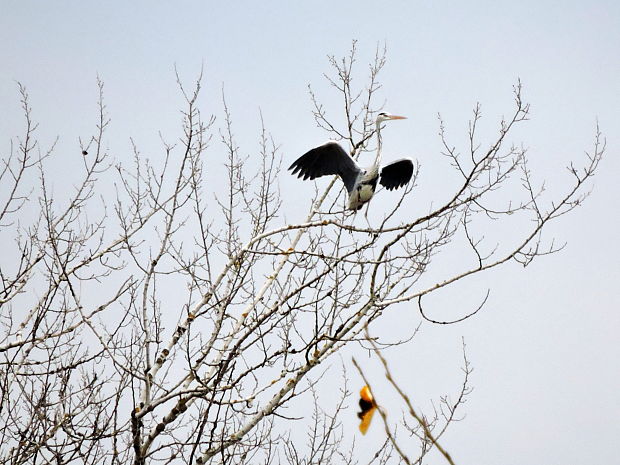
347;182;376;210
358;184;375;202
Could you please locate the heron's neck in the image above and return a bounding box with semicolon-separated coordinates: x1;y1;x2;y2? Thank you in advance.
374;122;383;167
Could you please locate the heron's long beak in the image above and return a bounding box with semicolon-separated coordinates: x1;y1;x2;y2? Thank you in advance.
387;115;407;120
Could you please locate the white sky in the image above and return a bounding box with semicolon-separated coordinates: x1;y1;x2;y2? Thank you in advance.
1;1;619;463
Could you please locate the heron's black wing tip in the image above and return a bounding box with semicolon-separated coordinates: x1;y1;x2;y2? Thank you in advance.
288;141;360;188
380;158;414;191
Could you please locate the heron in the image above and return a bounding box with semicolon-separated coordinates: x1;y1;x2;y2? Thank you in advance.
288;112;414;211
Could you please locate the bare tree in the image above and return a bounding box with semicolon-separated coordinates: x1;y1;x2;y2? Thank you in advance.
0;43;603;465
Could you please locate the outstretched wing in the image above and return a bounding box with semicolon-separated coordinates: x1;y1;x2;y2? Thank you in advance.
380;158;414;191
288;142;361;193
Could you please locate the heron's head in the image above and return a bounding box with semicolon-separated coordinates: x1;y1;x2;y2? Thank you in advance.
376;112;407;124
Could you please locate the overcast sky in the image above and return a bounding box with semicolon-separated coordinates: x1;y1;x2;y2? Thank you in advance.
1;2;619;463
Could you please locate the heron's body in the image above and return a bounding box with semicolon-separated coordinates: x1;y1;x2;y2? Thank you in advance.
289;112;414;211
348;172;379;210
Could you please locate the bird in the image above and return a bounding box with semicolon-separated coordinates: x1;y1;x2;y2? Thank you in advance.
288;112;414;211
357;385;377;435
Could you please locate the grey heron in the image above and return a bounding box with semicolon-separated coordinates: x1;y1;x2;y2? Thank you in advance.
288;112;414;211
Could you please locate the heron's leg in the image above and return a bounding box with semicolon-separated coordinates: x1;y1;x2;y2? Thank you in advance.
363;202;372;230
345;208;357;235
